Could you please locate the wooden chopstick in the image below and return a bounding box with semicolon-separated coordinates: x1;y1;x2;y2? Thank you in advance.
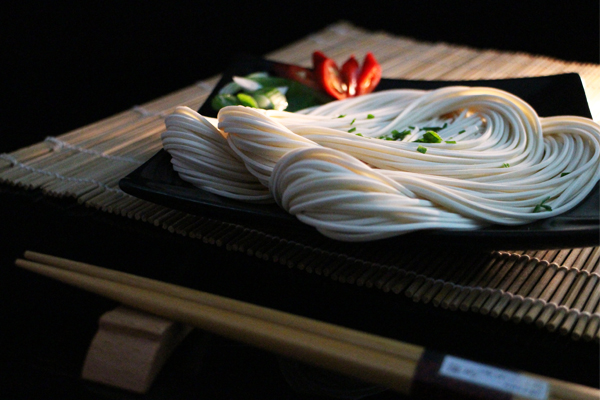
21;251;423;362
16;254;418;393
15;252;600;400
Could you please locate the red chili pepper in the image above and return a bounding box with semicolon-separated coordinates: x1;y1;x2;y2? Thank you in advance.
341;55;359;97
272;51;381;100
312;51;329;69
356;52;382;96
270;63;321;92
313;51;381;99
313;53;347;100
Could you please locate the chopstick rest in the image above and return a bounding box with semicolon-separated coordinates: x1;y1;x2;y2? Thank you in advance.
15;252;600;399
81;305;193;393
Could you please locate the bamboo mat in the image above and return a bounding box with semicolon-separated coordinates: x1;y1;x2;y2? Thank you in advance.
1;21;599;342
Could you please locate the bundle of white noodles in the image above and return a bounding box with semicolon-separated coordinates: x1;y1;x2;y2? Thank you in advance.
161;86;600;241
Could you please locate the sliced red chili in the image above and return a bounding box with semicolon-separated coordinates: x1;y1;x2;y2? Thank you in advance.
314;55;347;100
274;51;381;100
356;52;382;96
312;51;329;70
271;62;321;91
341;55;359;97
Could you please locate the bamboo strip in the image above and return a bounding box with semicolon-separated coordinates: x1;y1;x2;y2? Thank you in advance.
258;238;289;263
459;253;515;312
205;224;233;246
484;254;544;317
222;226;250;251
121;198;147;218
404;253;448;300
385;251;436;294
582;297;600;342
509;252;563;323
559;249;600;336
161;213;189;231
473;253;523;314
431;252;491;308
173;218;204;238
570;279;599;340
188;218;216;239
533;249;591;328
344;261;372;285
253;235;282;260
500;253;565;322
547;249;599;332
446;254;500;311
172;216;200;236
136;204;163;222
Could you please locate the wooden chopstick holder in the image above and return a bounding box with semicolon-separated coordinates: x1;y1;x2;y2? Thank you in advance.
15;252;600;400
81;305;193;393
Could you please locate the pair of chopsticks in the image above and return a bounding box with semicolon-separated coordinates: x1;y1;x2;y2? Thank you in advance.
16;251;599;399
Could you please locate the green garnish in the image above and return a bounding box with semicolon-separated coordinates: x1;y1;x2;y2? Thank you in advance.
391;129;411;141
458;129;465;134
367;114;375;119
408;126;415;129
211;94;241;110
348;127;357;133
417;145;427;154
350;118;356;125
212;72;330;112
445;140;456;144
356;133;363;137
501;163;510;168
252;87;288;110
236;93;259;108
337;114;346;118
560;172;570;177
415;131;443;143
421;123;447;132
533;197;552;213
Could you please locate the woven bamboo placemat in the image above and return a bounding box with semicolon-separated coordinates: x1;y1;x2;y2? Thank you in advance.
1;21;599;342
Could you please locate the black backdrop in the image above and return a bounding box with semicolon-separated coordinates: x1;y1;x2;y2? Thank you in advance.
2;1;598;153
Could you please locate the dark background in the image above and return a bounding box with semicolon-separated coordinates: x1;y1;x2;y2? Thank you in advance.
2;1;598;153
0;2;599;399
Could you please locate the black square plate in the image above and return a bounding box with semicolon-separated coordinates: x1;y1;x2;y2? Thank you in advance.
120;56;599;249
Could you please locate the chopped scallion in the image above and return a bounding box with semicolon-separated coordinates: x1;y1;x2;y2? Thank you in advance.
211;94;241;110
417;145;427;154
415;131;443;143
337;114;346;118
350;118;356;125
348;127;356;133
367;114;375;119
421;123;447;132
560;172;570;177
458;130;465;134
501;163;510;168
533;197;552;213
391;129;411;141
236;93;259;108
